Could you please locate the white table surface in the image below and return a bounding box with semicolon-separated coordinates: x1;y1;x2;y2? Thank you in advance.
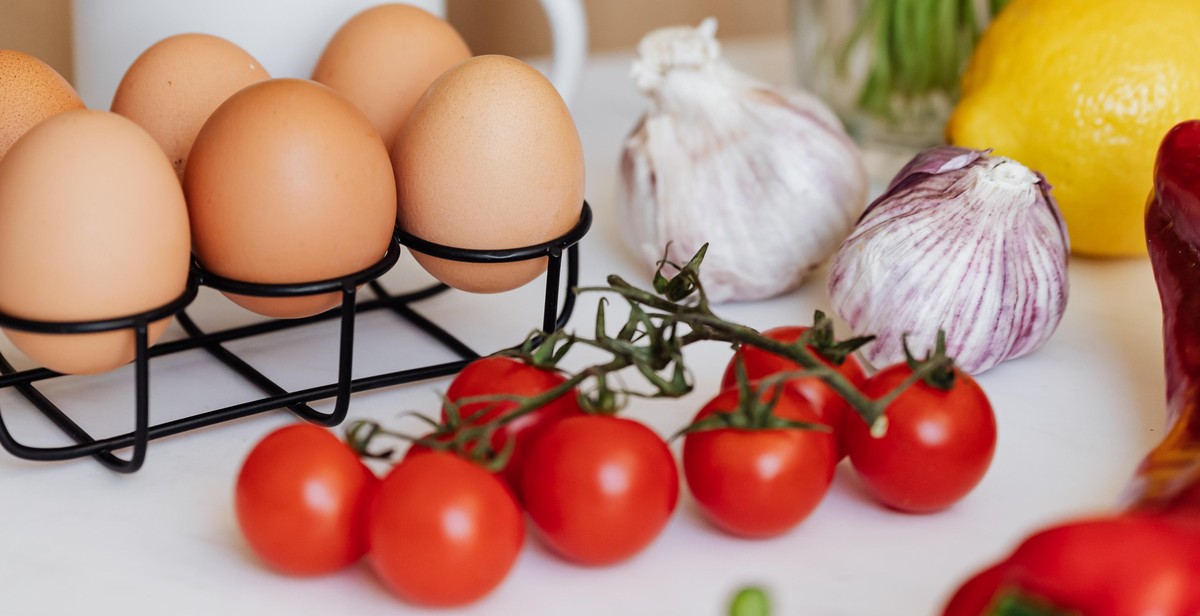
0;37;1168;616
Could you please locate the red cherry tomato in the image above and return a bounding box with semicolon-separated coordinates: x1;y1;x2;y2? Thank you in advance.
520;415;679;565
443;356;583;496
369;451;524;607
235;423;378;576
842;363;996;513
721;325;868;459
682;387;836;538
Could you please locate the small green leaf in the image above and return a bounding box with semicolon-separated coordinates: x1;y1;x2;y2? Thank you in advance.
579;373;626;416
684;243;709;273
531;334;556;366
664;359;692;397
440;392;465;426
653;268;671;295
674;410;737;439
623;304;652;342
344;419;396;460
911;329;958;390
758;380;788;424
481;434;516;474
646;244;707;302
821;334;875;365
808;310;834;346
662;267;696;302
652;243;680;296
549;334;576;366
594;299;609;341
766;417;830;432
617;314;641;343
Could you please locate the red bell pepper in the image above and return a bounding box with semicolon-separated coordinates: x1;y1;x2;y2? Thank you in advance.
941;120;1200;615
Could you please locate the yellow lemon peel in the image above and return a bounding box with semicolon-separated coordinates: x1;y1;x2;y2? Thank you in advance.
948;0;1200;257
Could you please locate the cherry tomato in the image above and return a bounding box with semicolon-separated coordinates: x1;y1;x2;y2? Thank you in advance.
842;363;996;513
369;451;524;607
235;423;378;576
721;325;868;459
682;387;836;538
443;356;583;496
520;415;679;565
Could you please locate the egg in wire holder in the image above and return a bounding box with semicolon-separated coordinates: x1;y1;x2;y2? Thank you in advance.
0;202;592;473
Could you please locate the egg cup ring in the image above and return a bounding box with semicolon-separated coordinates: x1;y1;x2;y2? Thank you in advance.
0;285;198;472
0;202;592;472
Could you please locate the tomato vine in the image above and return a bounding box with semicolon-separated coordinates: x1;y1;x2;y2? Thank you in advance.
348;243;953;463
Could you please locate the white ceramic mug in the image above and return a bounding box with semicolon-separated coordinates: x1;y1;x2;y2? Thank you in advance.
71;0;587;109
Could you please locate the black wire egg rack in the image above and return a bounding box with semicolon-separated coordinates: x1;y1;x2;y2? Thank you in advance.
0;203;592;473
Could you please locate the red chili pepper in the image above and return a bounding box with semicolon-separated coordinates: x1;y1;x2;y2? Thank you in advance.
941;120;1200;615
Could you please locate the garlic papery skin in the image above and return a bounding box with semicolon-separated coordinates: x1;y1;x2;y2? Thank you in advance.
827;146;1069;375
619;18;868;303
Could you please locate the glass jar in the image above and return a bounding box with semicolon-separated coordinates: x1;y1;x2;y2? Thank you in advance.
792;0;1006;153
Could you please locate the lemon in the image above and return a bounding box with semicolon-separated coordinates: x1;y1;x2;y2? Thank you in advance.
947;0;1200;257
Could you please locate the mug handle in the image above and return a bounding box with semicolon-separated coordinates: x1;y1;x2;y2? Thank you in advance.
535;0;587;104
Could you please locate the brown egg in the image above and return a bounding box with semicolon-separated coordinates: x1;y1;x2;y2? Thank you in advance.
111;33;270;180
0;110;191;375
393;55;585;294
0;49;84;163
312;4;471;151
184;78;397;318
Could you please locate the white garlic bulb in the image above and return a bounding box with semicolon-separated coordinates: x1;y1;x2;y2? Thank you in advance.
619;18;868;303
827;146;1070;375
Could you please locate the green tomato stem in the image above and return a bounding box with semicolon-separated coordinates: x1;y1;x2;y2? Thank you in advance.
582;276;890;430
389;245;945;468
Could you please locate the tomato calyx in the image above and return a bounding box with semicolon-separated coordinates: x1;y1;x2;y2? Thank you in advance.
803;310;875;367
677;361;829;437
652;242;707;303
903;330;958;391
499;328;578;371
344;415;514;474
565;291;694;416
344;418;401;460
577;370;626;416
581;245;884;427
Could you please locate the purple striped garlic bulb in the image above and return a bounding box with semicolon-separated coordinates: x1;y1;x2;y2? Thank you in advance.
827;146;1069;375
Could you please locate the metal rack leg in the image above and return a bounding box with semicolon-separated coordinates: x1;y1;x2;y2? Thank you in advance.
543;249;563;333
290;284;358;426
177;288;362;428
0;324;152;472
